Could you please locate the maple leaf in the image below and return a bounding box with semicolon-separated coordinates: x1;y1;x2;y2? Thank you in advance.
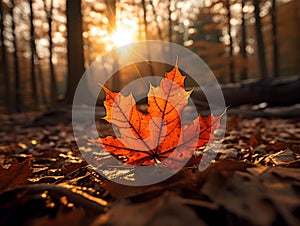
0;159;32;192
91;65;225;166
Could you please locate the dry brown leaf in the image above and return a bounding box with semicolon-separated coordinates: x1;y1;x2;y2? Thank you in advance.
91;193;206;226
267;149;296;166
201;170;276;225
101;169;194;199
27;208;85;226
200;161;300;225
0;159;32;191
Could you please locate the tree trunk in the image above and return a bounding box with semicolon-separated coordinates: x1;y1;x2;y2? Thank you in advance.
10;0;21;112
294;0;300;72
36;57;47;105
0;0;12;113
240;0;248;80
149;1;163;40
168;0;172;42
271;0;279;77
226;0;235;82
141;0;154;76
254;0;268;79
191;76;300;107
29;0;38;105
105;0;120;91
65;0;85;104
44;0;58;105
141;0;148;40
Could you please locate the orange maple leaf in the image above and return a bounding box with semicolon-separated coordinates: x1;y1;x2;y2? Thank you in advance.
91;65;225;166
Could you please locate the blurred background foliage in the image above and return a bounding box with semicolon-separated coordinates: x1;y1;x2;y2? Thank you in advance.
0;0;299;113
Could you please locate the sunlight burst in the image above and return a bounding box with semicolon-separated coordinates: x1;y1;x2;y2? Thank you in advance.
111;28;134;47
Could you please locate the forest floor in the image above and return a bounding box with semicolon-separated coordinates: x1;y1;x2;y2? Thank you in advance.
0;106;300;226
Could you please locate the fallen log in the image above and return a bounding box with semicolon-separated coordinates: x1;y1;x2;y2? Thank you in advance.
192;75;300;107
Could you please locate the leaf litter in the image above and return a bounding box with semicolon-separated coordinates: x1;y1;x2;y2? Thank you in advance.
0;96;300;225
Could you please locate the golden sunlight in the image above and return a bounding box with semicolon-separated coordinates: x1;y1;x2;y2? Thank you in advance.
111;27;134;47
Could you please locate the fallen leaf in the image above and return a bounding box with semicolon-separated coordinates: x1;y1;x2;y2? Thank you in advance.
92;65;225;166
28;208;85;226
0;158;32;191
270;167;300;182
61;161;87;175
201;167;275;225
267;149;295;166
198;160;300;226
91;193;206;226
0;184;105;225
101;168;194;199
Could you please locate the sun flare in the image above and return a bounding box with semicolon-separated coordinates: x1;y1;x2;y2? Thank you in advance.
111;28;134;47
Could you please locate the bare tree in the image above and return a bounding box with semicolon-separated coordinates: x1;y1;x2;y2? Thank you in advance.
10;0;21;112
105;0;120;91
254;0;268;79
29;0;47;106
240;0;248;80
141;0;149;40
43;0;58;105
149;1;163;40
167;0;172;42
271;0;279;77
0;0;12;113
141;0;154;76
29;0;38;105
65;0;85;104
36;55;47;105
226;0;234;82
